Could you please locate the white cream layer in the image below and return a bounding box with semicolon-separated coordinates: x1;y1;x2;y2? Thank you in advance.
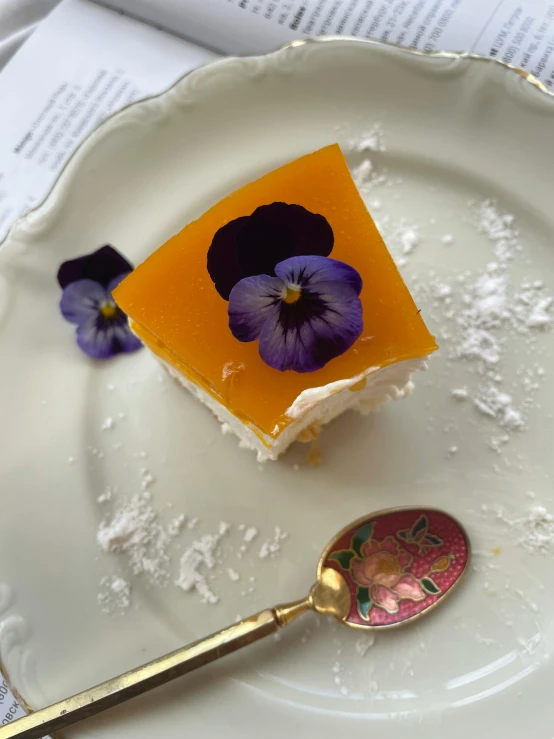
159;356;427;462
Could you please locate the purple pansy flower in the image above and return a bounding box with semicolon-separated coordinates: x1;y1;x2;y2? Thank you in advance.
57;245;142;360
208;203;334;300
228;255;363;373
207;202;363;372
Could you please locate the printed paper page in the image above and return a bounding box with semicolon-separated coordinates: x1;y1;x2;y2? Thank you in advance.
0;679;26;729
0;0;216;242
100;0;554;88
472;0;554;87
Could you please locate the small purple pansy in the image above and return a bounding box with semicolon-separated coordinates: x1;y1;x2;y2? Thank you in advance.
207;203;363;373
57;245;142;360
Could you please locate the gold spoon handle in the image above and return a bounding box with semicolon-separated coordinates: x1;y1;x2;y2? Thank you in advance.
0;599;310;739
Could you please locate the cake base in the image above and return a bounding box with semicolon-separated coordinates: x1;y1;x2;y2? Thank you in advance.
160;357;427;462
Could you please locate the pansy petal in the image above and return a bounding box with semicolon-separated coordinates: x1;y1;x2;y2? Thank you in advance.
60;279;108;325
107;272;132;295
393;574;426;601
238;204;296;279
238;203;334;279
228;274;284;342
275;255;362;295
259;282;363;372
76;314;142;359
207;216;250;301
57;245;132;289
207;204;334;300
307;290;363;340
114;325;143;354
258;302;309;372
117;325;143;354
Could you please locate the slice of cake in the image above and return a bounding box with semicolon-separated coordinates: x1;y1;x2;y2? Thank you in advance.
113;144;437;460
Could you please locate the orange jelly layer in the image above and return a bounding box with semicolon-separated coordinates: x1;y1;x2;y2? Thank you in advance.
114;144;438;438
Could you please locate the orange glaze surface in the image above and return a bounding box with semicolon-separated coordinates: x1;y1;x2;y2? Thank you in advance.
114;144;438;438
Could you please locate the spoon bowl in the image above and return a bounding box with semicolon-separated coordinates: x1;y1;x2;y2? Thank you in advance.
310;507;470;628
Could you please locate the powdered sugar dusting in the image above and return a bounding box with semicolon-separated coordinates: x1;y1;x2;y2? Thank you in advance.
476;200;520;263
355;633;376;656
96;482;289;609
352;159;373;188
397;223;420;255
483;503;554;555
350;123;554;457
97;486;113;503
167;513;186;537
175;522;229;604
408;199;552;448
243;527;258;543
258;527;288;559
97;575;131;614
473;387;524;431
97;492;177;585
350;123;386;155
349;124;388;191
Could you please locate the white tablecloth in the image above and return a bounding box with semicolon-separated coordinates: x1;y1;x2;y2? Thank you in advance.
0;0;59;69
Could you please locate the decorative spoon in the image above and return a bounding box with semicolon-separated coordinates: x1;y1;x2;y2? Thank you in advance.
0;507;469;739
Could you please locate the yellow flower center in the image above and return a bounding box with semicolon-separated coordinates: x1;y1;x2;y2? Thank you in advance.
283;285;302;304
375;553;400;575
100;301;117;319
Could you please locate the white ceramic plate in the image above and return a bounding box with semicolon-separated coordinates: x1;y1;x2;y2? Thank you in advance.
1;38;554;739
